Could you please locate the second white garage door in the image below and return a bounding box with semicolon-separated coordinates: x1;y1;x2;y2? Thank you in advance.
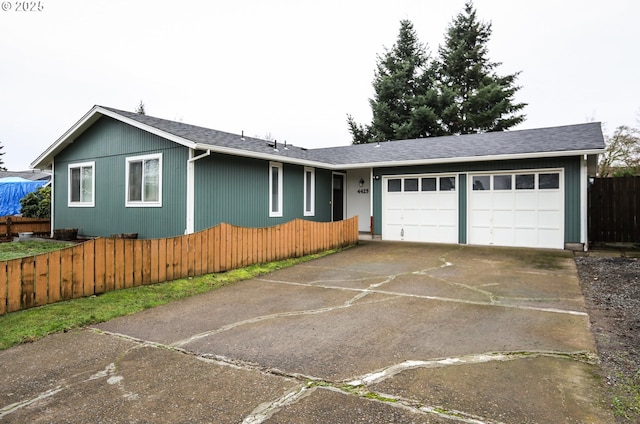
382;174;458;243
468;170;564;249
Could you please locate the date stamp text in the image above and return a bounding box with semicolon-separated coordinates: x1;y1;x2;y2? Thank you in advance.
1;1;45;12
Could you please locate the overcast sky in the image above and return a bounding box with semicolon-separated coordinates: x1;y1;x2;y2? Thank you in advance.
1;0;638;171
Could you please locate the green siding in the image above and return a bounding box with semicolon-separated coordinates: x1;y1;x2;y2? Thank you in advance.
372;156;583;243
458;174;467;244
54;117;187;238
194;153;332;230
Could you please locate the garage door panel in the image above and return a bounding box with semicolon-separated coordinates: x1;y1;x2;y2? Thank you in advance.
471;210;492;226
493;228;515;245
438;211;458;226
382;175;458;244
469;171;564;249
514;192;537;209
493;192;514;208
537;229;563;248
538;210;562;228
514;210;536;226
493;210;514;225
472;193;493;209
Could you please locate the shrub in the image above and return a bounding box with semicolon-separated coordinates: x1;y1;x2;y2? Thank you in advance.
20;186;51;218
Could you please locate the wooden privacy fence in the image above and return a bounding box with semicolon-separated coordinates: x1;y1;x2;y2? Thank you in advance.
589;176;640;244
0;217;358;315
0;216;51;237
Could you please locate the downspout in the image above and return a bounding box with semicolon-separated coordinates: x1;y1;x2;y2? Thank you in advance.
50;161;55;238
580;154;588;251
370;168;374;237
185;149;211;234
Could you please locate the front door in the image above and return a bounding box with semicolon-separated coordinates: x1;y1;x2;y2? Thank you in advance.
332;173;345;221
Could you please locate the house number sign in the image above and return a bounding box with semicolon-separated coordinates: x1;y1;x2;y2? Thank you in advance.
357;188;369;194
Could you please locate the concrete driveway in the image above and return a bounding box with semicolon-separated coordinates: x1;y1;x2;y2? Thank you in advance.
0;241;613;423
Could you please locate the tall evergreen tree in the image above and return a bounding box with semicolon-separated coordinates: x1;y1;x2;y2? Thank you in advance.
347;20;441;144
436;1;526;134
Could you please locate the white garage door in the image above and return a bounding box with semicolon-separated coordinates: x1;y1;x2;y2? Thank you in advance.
382;174;458;243
468;171;564;249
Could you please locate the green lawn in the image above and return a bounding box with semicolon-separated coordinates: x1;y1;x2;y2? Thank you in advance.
0;240;75;261
0;248;338;350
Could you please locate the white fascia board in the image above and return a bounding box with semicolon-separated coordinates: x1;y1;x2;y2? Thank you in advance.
334;148;606;170
30;106;198;169
192;143;333;169
31;105;102;169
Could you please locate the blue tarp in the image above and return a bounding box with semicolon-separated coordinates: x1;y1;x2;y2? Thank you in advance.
0;177;47;216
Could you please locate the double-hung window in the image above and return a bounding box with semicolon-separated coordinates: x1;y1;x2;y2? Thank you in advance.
269;162;283;217
304;167;315;216
126;153;162;207
68;161;95;207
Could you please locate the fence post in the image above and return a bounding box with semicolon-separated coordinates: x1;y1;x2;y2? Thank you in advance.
6;216;11;237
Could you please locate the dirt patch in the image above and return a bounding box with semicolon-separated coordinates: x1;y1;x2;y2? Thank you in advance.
575;254;640;422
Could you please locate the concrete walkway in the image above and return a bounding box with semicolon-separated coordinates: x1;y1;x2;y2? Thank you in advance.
0;242;614;423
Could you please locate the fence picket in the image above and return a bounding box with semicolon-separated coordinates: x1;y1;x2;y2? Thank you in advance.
83;241;95;296
72;244;84;298
35;253;49;306
94;239;107;294
22;257;35;309
60;249;73;300
0;262;6;315
7;260;22;312
48;250;62;302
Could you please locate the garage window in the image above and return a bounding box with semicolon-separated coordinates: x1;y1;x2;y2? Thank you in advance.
421;177;436;191
472;176;490;190
440;177;456;191
405;178;419;191
515;174;535;190
494;175;512;190
539;173;560;189
388;179;402;192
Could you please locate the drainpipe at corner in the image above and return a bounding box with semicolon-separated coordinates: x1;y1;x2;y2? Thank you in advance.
185;148;211;234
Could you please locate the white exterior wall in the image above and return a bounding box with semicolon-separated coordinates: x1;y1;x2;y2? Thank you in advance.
346;169;372;233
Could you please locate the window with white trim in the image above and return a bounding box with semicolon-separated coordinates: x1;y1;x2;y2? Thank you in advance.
68;161;95;207
304;167;315;216
126;153;162;207
269;162;283;217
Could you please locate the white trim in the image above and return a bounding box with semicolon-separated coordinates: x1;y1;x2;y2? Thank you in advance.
67;161;95;207
332;172;347;221
185;149;211;234
50;161;55;237
328;149;606;171
269;161;283;217
303;167;315;216
125;153;163;208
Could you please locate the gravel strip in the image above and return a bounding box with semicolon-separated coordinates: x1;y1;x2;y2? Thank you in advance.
575;254;640;422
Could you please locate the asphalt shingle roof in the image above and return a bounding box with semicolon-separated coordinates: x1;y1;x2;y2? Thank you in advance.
102;106;605;167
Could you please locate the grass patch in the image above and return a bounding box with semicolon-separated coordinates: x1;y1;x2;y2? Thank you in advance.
0;240;75;261
612;371;640;421
0;249;337;351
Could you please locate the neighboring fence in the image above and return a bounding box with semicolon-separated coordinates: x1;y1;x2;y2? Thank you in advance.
0;216;51;237
589;176;640;244
0;217;359;315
